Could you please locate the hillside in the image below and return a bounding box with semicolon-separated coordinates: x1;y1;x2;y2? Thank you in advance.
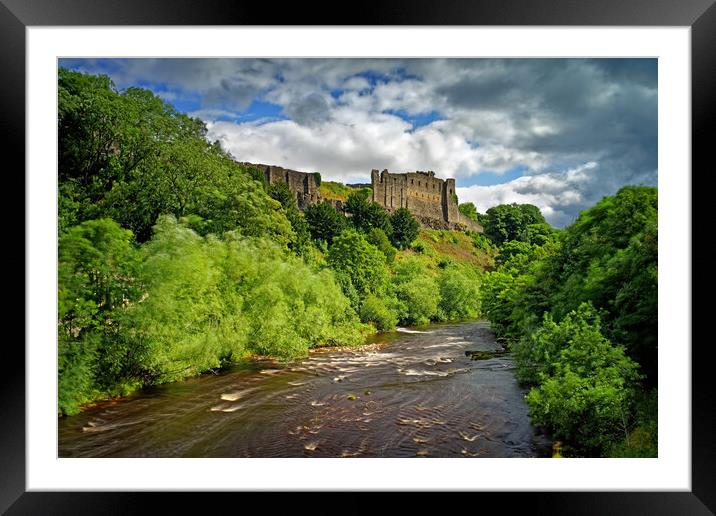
405;228;496;270
319;181;371;201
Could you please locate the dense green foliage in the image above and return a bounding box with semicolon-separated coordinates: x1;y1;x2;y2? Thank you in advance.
58;219;141;413
518;305;641;456
390;208;420;249
458;202;479;223
483;203;547;245
366;228;396;264
58;216;368;414
345;190;393;237
480;186;658;457
328;229;390;299
59;68;294;245
304;202;348;244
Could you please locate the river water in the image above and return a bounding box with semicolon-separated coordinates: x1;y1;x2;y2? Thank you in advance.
58;321;550;458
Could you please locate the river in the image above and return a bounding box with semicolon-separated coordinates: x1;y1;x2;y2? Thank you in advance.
58;320;551;457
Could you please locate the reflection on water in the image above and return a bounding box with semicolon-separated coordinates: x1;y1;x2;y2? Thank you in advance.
58;321;551;457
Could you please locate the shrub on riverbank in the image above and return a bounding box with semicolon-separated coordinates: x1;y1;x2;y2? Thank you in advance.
58;216;368;415
518;304;641;456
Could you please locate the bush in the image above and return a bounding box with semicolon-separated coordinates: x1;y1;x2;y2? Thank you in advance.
411;241;426;254
130;217;367;373
366;227;396;263
390;208;420;249
437;265;481;321
521;304;641;456
58;216;368;414
392;256;440;325
359;294;398;331
327;229;389;297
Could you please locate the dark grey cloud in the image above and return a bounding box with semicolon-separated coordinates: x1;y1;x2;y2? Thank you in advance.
204;77;261;110
283;92;332;126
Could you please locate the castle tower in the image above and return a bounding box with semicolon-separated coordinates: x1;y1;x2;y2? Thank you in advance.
442;178;459;223
371;169;382;204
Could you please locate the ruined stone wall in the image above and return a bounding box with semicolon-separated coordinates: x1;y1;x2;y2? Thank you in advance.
456;217;484;233
371;168;474;230
237;161;483;233
240;162;320;210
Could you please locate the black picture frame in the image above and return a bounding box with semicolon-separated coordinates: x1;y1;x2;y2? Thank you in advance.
4;0;712;513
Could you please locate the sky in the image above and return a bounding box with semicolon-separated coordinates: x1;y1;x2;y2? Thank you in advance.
59;58;657;227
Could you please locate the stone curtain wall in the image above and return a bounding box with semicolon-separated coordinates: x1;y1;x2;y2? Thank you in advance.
240;162;320;210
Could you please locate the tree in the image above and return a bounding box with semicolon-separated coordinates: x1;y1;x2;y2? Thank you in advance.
437;265;481;321
345;190;392;236
268;181;297;210
458;202;479;222
58;218;140;414
391;256;439;325
359;294;398;331
366;227;396;263
58;67;295;246
327;229;389;297
304;202;348;244
517;222;559;246
546;186;658;384
522;304;641;456
484;203;547;244
390;208;419;249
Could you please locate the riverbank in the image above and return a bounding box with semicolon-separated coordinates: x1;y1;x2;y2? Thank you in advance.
60;320;486;417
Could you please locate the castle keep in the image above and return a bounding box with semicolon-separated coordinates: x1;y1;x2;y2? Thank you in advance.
371;169;483;232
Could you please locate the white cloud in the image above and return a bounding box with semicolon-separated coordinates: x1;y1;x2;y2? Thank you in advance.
206;116;550;187
456;162;603;227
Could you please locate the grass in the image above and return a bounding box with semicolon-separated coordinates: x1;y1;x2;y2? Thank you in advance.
320;181;372;201
401;228;497;270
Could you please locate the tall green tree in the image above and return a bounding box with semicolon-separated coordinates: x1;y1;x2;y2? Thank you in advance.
58;67;294;246
345;190;393;236
521;304;641;456
304;202;348;244
390;208;420;249
327;229;389;298
484;203;547;244
58;218;140;414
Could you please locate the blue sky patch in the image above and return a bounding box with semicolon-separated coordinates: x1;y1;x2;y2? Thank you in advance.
458;165;527;187
384;109;442;129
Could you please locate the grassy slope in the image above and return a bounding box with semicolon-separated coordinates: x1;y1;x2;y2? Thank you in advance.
320;181;371;201
398;228;497;271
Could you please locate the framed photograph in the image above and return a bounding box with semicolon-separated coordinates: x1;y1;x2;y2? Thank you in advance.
6;0;712;513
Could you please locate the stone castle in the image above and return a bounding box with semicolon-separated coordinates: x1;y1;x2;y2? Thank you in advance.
239;161;483;233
